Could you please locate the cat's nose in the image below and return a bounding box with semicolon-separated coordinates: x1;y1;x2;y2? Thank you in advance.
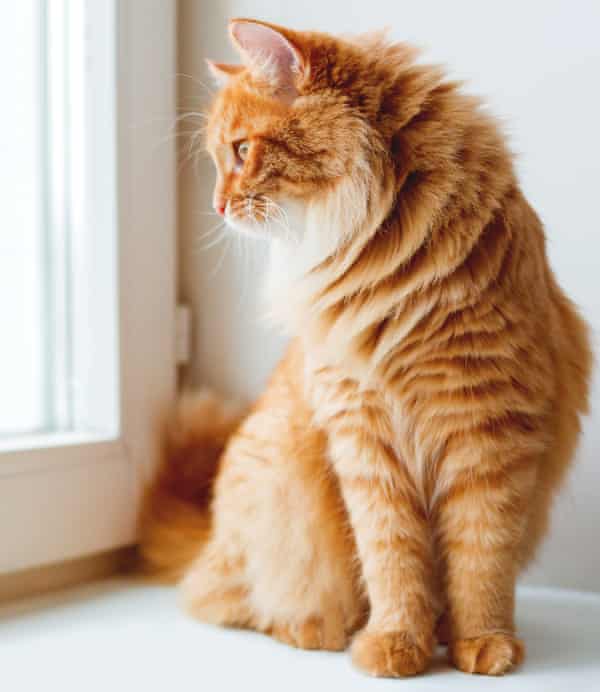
213;194;226;216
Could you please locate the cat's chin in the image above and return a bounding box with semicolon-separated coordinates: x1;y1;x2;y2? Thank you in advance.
224;214;270;239
224;197;307;243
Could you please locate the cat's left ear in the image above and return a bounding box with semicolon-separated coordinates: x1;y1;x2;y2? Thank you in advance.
228;19;306;101
206;60;244;88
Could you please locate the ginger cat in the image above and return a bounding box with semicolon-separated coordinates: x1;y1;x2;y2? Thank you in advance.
139;19;592;677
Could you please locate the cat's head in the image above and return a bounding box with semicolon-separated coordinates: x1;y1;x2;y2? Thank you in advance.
204;19;401;259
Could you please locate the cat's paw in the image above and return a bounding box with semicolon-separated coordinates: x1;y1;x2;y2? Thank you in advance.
270;615;347;651
351;629;431;677
450;632;524;675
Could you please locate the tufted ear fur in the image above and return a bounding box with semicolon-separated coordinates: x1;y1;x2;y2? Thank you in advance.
228;18;305;101
206;60;244;87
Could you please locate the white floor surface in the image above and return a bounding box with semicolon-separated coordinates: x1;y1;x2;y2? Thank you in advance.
1;580;599;691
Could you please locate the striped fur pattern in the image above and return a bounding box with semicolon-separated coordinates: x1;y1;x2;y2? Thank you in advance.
139;19;592;677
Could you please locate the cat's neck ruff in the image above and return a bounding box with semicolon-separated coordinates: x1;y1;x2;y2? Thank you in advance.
265;165;516;388
264;173;398;379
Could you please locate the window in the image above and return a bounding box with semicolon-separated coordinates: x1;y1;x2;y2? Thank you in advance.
0;0;176;574
1;0;118;443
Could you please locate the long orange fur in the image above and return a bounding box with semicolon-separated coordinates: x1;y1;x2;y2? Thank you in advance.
138;19;592;677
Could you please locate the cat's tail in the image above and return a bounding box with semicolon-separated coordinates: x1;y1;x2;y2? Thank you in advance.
136;391;244;582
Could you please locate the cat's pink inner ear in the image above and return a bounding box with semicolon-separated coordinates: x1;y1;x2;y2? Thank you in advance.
206;60;243;87
229;20;303;97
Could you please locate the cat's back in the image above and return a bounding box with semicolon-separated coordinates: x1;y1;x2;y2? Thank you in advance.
506;187;592;408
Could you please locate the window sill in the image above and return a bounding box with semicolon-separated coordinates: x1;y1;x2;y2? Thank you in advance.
0;548;131;604
2;580;599;690
0;430;117;456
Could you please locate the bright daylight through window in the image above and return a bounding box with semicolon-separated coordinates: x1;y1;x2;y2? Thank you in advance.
0;1;118;447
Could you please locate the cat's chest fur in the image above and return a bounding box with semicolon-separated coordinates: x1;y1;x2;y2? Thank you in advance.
305;351;437;506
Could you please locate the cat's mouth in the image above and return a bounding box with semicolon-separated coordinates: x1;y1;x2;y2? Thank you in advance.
224;195;300;242
223;196;271;237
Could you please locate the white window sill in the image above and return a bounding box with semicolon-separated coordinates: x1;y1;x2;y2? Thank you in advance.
0;430;117;455
2;580;599;691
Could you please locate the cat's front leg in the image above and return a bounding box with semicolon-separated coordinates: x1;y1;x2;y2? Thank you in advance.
434;439;537;675
320;387;437;677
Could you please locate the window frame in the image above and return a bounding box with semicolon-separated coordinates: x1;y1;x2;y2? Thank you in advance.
0;0;176;574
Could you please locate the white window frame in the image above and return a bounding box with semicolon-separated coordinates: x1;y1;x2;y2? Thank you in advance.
0;0;176;574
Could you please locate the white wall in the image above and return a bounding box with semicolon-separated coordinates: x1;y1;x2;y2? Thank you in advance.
179;0;600;592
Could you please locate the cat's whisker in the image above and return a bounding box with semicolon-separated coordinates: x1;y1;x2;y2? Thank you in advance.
198;233;229;252
152;134;198;159
186;126;206;162
195;219;227;247
176;130;210;176
261;196;294;241
262;201;295;242
262;195;290;226
208;233;233;278
176;72;216;97
175;111;209;124
201;218;227;234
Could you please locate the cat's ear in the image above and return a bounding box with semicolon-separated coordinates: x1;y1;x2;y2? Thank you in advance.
228;19;305;101
206;60;244;88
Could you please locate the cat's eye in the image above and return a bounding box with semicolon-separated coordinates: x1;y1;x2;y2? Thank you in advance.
235;140;250;162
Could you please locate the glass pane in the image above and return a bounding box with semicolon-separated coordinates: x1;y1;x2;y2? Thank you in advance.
0;2;45;435
0;0;118;443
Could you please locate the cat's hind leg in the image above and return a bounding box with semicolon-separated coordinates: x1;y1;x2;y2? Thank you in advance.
180;378;365;650
181;542;255;630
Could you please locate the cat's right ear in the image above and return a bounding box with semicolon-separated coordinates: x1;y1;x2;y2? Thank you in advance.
228;19;306;102
206;59;243;88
